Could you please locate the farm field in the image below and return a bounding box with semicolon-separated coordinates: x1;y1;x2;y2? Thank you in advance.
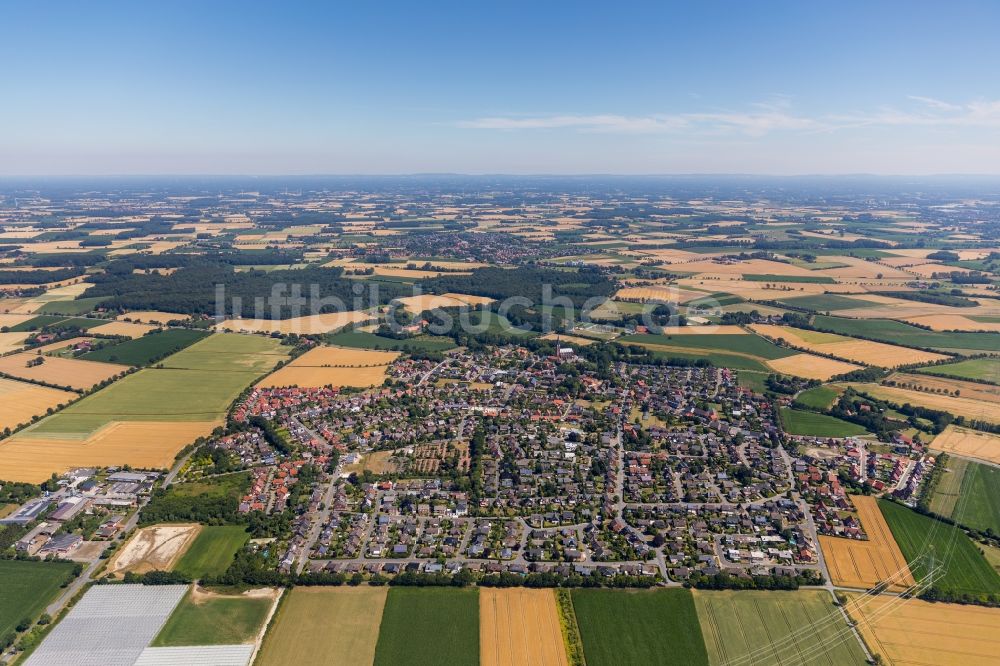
930;457;1000;535
0;377;76;431
152;587;275;646
0;352;125;390
620;333;795;359
818;495;914;592
776;293;881;311
327;329;457;352
637;344;771;372
0;559;75;639
539;332;596;346
931;426;1000;465
915;357;1000;383
847;594;1000;666
257;586;388;666
0;331;28;353
812;315;1000;352
106;524;202;577
394;292;494;313
86;320;158;338
765;353;860;380
750;324;948;367
571;588;708;666
879;499;1000;597
117;310;190;324
0;420;218;482
780;408;868;437
841;383;999;425
216;310;375;335
373;587;479;666
480;588;567;666
81;328;210;366
258;345;399;389
693;589;866;666
886;372;1000;404
172;526;249;579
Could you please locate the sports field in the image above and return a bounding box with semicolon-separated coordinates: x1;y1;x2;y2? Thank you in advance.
930;457;1000;535
879;499;1000;597
480;588;567;666
571;588;709;666
0;377;76;430
257;586;388;666
848;594;1000;666
373;587;479;666
0;560;75;638
915;357;1000;383
258;345;399;389
931;426;1000;465
818;495;914;592
172;525;249;579
780;408;868;437
152;587;275;646
693;590;866;666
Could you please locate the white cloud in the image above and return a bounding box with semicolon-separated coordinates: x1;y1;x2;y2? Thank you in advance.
458;97;1000;136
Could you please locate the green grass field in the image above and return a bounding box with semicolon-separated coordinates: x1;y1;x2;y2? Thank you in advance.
81;329;209;366
793;385;842;410
693;590;866;666
780;408;868;436
915;358;999;384
931;458;1000;535
643;347;770;372
327;330;457;352
26;333;288;436
35;297;109;316
777;294;880;312
0;560;75;638
373;587;479;666
152;591;272;646
878;499;1000;597
620;333;796;360
572;588;709;666
173;526;249;579
814;315;1000;352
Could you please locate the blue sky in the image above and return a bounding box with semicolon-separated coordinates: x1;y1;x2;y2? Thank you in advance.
2;0;999;175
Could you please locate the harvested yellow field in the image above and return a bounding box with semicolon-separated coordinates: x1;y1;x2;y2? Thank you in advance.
539;333;596;346
0;353;125;390
888;372;1000;404
0;420;219;482
117;310;189;325
106;524;202;577
615;285;703;303
842;383;999;424
88;321;159;338
216;310;375;335
395;292;494;313
0;313;34;327
848;594;1000;666
0;377;77;430
480;588;568;666
632;248;707;263
0;332;28;354
903;314;1000;332
750;324;947;367
931;426;1000;465
668;258;818;277
258;345;399;389
819;495;914;592
766;353;861;380
813;256;912;280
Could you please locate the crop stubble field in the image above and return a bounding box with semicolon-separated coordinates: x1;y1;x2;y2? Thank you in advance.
258;345;399;388
0;333;287;481
693;590;866;666
480;588;568;666
0;352;125;390
257;586;388;666
931;426;1000;465
0;377;76;430
848;594;1000;666
818;495;914;592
